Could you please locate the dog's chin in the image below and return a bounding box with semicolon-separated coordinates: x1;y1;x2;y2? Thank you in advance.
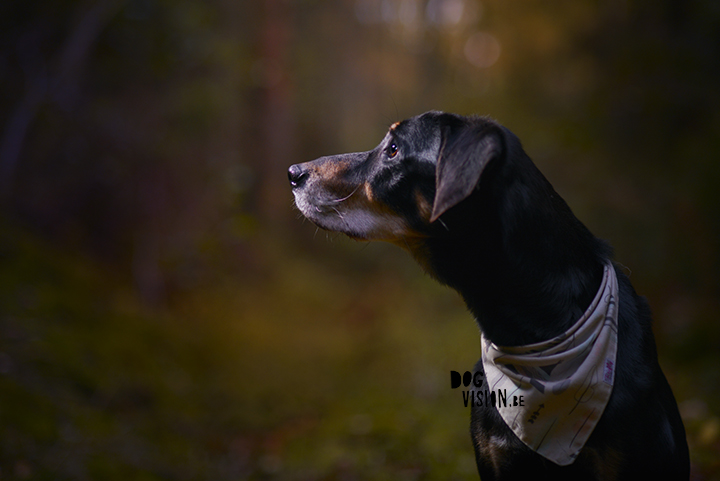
294;195;410;242
293;197;360;238
307;212;379;242
311;216;370;241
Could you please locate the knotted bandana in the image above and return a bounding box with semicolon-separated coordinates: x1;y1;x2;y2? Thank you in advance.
480;264;619;466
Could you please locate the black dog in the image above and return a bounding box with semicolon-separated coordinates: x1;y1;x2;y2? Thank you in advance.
288;111;689;479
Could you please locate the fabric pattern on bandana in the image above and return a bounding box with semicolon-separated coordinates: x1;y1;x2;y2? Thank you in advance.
480;263;619;466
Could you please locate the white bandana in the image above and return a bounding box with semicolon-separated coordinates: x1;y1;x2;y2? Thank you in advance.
480;264;619;466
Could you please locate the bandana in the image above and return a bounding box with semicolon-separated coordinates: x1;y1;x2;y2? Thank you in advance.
480;264;619;466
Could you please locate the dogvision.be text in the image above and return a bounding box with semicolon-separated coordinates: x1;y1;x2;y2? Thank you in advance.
451;370;525;408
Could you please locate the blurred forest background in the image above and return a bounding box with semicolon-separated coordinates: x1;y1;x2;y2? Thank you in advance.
0;0;719;479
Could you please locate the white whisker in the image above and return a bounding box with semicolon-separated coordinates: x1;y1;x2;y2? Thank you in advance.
331;206;345;220
329;184;361;204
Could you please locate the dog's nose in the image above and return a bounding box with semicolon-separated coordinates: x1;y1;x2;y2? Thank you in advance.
288;164;308;188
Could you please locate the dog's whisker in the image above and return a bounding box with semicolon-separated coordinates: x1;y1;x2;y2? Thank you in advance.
329;184;360;204
331;206;354;234
331;207;344;219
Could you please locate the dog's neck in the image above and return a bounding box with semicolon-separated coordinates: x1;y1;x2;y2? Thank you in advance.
409;149;610;347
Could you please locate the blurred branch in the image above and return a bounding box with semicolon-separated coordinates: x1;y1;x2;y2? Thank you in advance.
0;26;48;197
255;0;296;222
0;0;124;198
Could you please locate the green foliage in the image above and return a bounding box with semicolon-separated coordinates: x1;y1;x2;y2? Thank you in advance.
0;222;480;479
1;221;719;479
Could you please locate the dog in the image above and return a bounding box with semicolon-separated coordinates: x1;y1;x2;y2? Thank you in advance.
288;111;690;480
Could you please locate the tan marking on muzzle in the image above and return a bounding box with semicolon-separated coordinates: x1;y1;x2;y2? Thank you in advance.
363;182;374;202
314;157;350;179
415;189;433;222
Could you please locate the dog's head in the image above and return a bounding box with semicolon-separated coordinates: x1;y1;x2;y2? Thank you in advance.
288;111;506;242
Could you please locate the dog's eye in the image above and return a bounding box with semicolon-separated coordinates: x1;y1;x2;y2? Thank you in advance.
386;143;399;159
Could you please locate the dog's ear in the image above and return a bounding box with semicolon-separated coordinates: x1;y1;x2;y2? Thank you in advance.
430;123;503;222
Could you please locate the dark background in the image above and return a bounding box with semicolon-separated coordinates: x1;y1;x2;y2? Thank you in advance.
1;0;718;479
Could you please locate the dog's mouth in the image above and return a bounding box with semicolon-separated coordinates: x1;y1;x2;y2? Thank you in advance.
291;189;366;239
292;185;415;242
